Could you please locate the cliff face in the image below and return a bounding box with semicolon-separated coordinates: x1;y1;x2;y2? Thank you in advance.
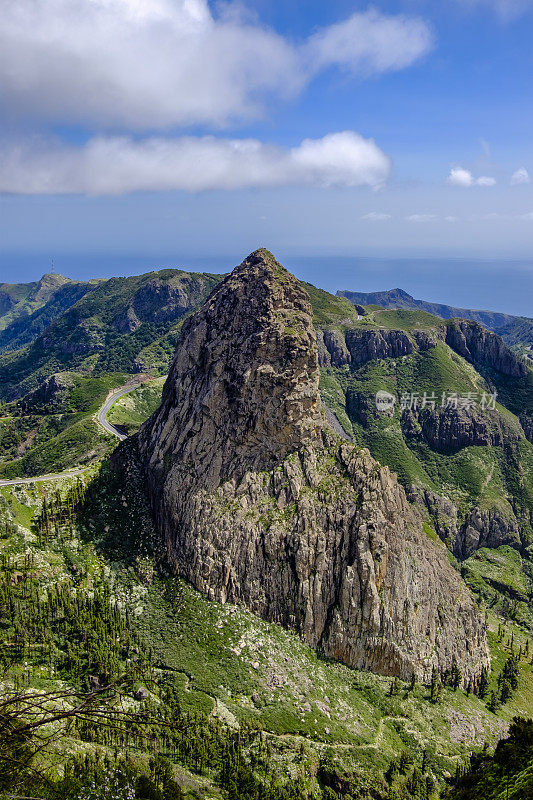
401;405;519;453
406;487;523;559
317;326;444;368
112;274;216;333
139;250;489;682
445;319;527;378
316;317;526;377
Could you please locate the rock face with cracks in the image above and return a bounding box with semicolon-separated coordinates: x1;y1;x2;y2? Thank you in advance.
139;249;489;682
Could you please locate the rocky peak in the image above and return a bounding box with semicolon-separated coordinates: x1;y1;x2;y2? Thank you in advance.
141;249;323;490
139;250;489;683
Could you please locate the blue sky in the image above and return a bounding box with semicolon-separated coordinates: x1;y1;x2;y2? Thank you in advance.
0;0;532;313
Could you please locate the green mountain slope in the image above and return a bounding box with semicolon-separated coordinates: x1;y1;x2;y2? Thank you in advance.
0;268;220;401
338;287;533;360
1;450;532;799
0;260;532;800
315;305;533;630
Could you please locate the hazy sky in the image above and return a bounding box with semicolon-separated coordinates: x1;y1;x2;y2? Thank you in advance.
0;0;532;311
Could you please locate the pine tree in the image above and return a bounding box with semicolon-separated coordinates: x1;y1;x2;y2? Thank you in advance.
487;690;500;713
478;667;489;699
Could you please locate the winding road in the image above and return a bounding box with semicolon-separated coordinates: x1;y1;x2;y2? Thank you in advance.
0;381;143;488
96;383;139;440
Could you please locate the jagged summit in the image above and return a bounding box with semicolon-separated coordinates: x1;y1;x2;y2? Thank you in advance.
140;249;323;491
139;250;489;682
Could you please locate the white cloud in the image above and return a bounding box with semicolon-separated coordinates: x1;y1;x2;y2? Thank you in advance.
405;214;437;222
518;211;533;220
445;215;459;222
476;175;496;186
460;0;533;19
0;131;391;195
0;1;433;130
360;211;392;221
446;167;496;186
447;167;475;187
305;9;433;76
511;167;530;185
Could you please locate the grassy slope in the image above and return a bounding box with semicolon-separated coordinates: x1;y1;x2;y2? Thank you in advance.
0;269;220;401
107;378;166;434
0;274;76;332
0;373;128;477
2;466;532;797
325;341;529;510
319;333;533;633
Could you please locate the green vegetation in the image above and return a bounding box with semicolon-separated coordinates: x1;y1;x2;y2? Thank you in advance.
0;269;219;402
107;379;165;434
0;373;129;477
371;308;445;332
449;716;533;799
1;453;532;799
303;282;358;326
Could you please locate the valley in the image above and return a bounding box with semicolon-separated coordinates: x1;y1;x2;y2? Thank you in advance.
0;250;532;799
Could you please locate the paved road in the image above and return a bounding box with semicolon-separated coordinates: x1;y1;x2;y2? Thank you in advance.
0;467;91;488
0;381;144;488
96;383;142;440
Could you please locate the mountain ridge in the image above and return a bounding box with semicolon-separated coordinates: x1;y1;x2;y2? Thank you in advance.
337;287;533;358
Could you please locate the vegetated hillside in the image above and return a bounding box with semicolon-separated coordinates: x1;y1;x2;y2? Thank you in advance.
338;287;533;359
0;444;531;800
315;304;533;631
0;273;97;347
449;716;533;800
0;251;532;800
0;268;221;401
0;372;131;478
0;277;98;353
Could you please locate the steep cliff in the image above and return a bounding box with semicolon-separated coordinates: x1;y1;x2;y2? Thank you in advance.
139;249;489;683
444;319;527;378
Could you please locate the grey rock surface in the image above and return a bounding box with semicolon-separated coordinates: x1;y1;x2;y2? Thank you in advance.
140;249;489;682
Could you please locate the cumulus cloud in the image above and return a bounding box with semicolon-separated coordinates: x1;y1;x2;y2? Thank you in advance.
360;211;392;221
511;167;530;185
447;167;475;187
305;9;433;76
0;0;433;130
405;214;437;222
0;131;391;195
446;167;496;186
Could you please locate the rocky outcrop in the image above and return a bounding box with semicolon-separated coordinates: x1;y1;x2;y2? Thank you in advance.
20;372;75;412
139;249;489;683
406;486;524;560
317;329;352;367
317;325;444;368
445;320;527;377
519;412;533;444
112;274;217;333
316;314;527;378
401;405;518;453
455;508;522;560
